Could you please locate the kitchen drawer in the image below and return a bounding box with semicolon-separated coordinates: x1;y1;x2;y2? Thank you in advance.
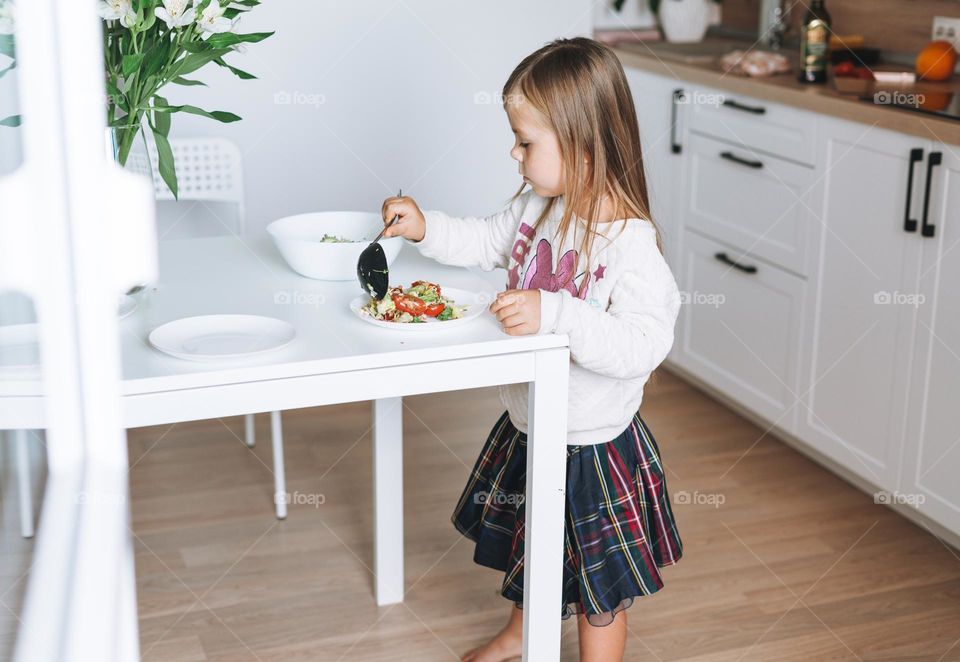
687;85;818;166
674;230;806;430
682;132;816;276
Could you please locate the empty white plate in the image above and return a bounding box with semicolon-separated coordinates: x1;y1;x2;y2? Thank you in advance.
350;287;489;332
148;315;296;361
0;323;40;376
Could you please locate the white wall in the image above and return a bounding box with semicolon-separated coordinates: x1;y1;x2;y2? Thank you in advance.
162;0;593;238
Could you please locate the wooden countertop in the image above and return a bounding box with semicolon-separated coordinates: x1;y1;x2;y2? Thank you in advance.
614;41;960;146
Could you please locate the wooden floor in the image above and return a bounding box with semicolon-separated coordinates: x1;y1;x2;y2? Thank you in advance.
4;369;960;660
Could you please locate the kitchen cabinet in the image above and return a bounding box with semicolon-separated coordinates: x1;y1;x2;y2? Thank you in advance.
675;229;807;430
627;64;960;540
624;68;685;268
902;146;960;534
798;118;925;491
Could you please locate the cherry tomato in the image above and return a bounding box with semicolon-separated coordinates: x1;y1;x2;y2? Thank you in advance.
834;61;855;77
411;280;442;298
392;293;426;316
423;302;446;317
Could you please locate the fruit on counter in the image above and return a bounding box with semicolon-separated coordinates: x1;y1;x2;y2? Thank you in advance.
916;40;957;82
833;61;873;80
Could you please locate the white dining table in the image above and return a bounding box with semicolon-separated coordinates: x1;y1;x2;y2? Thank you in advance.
0;234;571;660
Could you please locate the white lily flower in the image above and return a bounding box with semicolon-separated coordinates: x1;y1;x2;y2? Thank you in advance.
98;0;136;29
197;2;233;35
155;0;194;30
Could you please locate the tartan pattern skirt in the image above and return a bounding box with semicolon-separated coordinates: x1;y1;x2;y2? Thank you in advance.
452;409;683;627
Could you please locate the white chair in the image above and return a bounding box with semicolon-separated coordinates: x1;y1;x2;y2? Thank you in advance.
3;429;38;538
129;137;288;519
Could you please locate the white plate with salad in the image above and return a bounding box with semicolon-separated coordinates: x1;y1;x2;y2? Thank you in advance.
350;281;488;331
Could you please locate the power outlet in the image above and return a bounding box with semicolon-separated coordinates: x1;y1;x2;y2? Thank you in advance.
932;16;960;52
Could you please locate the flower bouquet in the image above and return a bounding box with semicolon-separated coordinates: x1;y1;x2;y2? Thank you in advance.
100;0;273;197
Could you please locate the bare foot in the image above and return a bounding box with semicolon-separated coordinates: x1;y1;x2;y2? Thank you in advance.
461;606;523;662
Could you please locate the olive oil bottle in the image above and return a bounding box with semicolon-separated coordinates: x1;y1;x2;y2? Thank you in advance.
799;0;831;83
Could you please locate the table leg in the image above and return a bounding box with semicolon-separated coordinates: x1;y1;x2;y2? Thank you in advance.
373;397;404;606
271;412;287;520
522;347;569;661
15;429;35;539
244;414;256;448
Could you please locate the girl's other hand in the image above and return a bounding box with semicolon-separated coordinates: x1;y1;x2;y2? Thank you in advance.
381;195;426;242
490;289;541;335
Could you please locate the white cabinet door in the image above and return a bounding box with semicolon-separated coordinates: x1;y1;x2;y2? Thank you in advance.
681;131;817;276
902;146;960;534
624;68;684;268
799;117;927;490
675;230;807;430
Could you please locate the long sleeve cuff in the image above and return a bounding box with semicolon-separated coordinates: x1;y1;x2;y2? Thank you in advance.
536;289;564;335
403;210;446;259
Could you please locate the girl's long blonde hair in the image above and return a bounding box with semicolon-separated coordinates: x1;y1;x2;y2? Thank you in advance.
503;37;662;278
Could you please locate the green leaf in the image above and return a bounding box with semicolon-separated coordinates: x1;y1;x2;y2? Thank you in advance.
171;76;207;86
203;31;274;50
142;40;171;78
151;127;179;200
0;115;22;127
232;0;261;6
172;47;232;76
214;57;256;80
106;79;129;111
154;103;241;123
153;95;171;137
122;53;144;78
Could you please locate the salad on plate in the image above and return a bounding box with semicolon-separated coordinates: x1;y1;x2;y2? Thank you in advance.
359;280;467;324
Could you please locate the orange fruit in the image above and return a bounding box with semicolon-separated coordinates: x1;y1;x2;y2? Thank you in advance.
916;40;957;81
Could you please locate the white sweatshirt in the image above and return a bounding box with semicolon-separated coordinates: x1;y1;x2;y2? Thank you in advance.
406;190;680;445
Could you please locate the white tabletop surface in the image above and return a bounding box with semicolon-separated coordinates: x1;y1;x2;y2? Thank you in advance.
1;235;568;396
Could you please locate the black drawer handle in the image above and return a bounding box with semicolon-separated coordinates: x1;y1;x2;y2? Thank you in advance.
722;98;767;115
921;151;942;238
671;88;684;154
715;252;758;274
904;147;924;233
720;151;763;169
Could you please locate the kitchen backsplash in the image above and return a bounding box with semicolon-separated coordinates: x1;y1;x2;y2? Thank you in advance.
719;0;959;55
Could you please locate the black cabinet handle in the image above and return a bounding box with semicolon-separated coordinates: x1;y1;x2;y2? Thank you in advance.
715;252;758;274
904;148;924;233
921;151;942;238
720;151;764;169
671;88;684;154
722;98;767;115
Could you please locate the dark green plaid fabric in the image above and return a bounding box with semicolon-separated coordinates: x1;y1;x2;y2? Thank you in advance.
452;410;683;626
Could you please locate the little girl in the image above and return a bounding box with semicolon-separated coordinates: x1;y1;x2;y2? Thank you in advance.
380;37;683;662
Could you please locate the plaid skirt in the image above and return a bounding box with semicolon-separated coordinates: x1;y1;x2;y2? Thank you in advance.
452;410;683;627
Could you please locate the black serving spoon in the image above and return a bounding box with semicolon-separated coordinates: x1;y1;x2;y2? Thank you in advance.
357;188;401;300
